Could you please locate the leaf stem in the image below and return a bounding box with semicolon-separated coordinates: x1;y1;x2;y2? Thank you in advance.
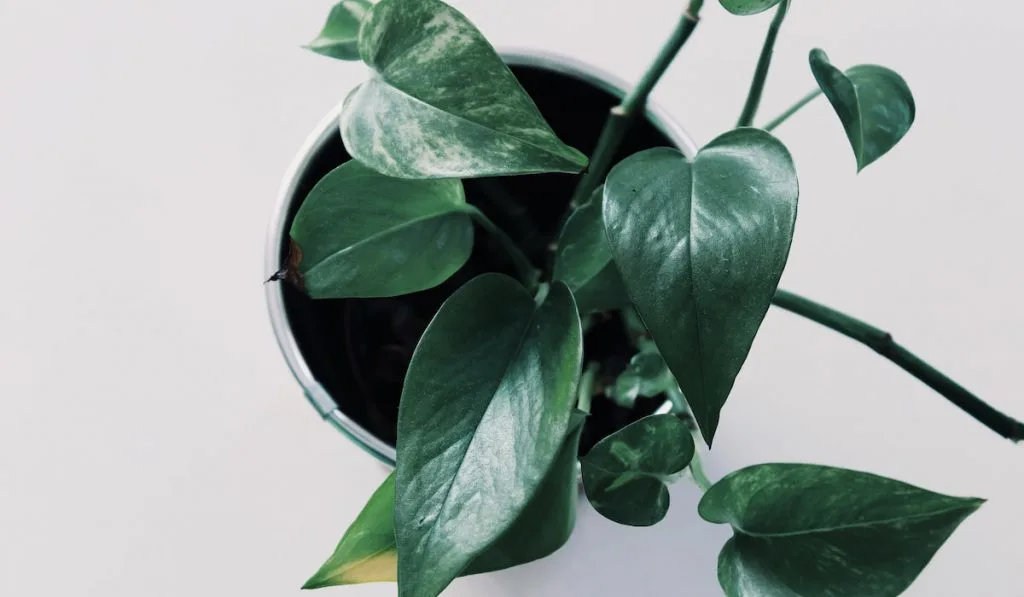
565;0;704;211
667;385;688;414
577;362;601;414
688;450;712;492
772;289;1024;442
761;88;822;132
736;0;790;127
465;206;539;288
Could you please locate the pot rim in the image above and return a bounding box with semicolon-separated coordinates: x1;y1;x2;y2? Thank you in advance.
264;48;698;466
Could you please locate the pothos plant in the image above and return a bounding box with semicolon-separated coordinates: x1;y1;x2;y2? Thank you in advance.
277;0;1024;595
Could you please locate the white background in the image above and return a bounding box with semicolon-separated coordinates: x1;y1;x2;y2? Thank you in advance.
2;0;1022;595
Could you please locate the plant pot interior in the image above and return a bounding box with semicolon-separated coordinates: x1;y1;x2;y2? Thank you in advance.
279;61;676;455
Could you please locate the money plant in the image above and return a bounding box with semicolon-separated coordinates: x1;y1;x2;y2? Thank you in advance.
277;0;1023;595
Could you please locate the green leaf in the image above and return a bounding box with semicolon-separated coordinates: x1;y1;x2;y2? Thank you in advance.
719;0;785;15
608;341;676;409
581;414;695;526
396;274;583;597
462;411;588;574
699;463;984;597
810;49;916;172
302;413;588;589
287;160;472;299
305;0;372;60
553;188;630;314
342;0;587;179
302;474;399;588
603;130;798;446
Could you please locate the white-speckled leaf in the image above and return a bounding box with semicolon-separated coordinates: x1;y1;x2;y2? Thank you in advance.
341;0;587;179
720;0;785;15
305;0;372;61
608;340;677;409
699;463;984;597
581;414;695;527
810;49;916;172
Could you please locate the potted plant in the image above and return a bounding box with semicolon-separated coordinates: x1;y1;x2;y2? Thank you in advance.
265;0;1024;595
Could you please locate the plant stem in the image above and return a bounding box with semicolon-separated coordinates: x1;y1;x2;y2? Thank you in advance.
577;362;601;414
736;0;790;127
688;450;712;492
566;0;704;212
761;88;822;132
772;289;1024;442
465;206;539;288
667;385;688;414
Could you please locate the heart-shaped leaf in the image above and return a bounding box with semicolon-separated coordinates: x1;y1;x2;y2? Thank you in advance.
287;160;473;299
305;0;372;61
302;413;588;589
342;0;587;179
553;188;630;314
719;0;785;15
603;130;798;445
608;340;677;409
699;463;984;597
810;49;916;172
396;274;582;597
581;414;695;526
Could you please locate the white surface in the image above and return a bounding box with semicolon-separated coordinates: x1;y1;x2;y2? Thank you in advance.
1;1;1022;595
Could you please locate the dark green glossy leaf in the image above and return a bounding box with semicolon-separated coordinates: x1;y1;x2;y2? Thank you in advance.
305;0;372;60
396;274;582;597
553;188;630;314
342;0;587;179
720;0;785;15
608;340;676;409
699;463;984;597
287;160;472;298
463;411;587;574
302;413;587;589
603;130;798;446
810;49;916;172
581;414;695;526
571;265;631;315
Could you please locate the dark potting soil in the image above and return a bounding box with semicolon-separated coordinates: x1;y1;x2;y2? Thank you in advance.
279;63;675;455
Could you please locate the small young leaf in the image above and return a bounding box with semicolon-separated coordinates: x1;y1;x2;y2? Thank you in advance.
603;130;798;446
581;414;695;527
810;48;916;171
608;341;676;409
553;188;630;314
288;160;472;299
719;0;785;15
342;0;587;179
396;274;582;597
699;463;984;597
305;0;372;61
302;413;588;589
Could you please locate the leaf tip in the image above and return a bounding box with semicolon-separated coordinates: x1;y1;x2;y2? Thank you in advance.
300;569;331;590
965;496;987;512
564;147;590;172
